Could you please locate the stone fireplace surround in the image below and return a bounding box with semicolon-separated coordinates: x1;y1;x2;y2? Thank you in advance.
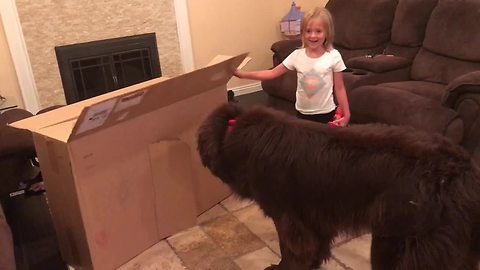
1;0;193;112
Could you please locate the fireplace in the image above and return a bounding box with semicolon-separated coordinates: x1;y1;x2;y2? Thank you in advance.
55;33;161;104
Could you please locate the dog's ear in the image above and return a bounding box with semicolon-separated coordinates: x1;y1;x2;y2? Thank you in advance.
197;103;244;171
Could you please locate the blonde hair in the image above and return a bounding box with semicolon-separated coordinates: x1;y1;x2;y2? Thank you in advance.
301;7;335;50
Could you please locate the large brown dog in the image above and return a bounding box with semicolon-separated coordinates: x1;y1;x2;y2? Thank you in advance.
197;103;480;270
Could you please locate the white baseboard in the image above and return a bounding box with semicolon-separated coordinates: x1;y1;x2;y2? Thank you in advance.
228;82;262;96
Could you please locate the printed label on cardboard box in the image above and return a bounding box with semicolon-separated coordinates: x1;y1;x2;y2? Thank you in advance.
114;90;146;113
74;98;117;135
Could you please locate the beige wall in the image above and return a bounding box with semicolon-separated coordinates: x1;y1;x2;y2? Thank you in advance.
187;0;327;88
0;17;24;108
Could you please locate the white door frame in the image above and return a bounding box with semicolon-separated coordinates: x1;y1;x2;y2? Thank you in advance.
0;0;40;113
173;0;195;73
0;0;194;112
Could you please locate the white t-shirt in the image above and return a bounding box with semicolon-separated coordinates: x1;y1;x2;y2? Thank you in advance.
282;48;346;114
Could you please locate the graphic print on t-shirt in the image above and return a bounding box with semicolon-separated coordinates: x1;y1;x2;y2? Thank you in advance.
300;69;326;98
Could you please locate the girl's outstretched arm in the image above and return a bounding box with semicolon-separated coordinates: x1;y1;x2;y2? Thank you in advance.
333;72;351;127
234;64;288;81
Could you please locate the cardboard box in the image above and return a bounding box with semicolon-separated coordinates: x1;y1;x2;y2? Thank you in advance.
10;54;248;269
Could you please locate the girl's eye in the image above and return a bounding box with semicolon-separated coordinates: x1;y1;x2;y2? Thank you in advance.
305;29;323;34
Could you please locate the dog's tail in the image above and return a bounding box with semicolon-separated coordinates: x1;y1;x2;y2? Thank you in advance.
197;102;244;175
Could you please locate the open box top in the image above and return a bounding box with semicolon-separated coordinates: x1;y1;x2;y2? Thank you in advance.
11;53;248;141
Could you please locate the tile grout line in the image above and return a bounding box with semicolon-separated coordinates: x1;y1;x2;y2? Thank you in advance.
331;254;355;270
332;234;358;248
164;239;189;270
218;201;284;268
226;209;281;269
228;204;282;258
167;224;242;270
196;211;243;270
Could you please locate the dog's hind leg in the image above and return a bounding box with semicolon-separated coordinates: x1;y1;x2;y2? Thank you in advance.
265;225;312;270
266;216;332;270
266;237;318;270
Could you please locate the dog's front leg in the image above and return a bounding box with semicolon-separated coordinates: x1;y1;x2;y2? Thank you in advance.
265;216;318;270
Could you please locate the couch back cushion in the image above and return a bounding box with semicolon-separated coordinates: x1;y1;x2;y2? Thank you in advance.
390;0;438;47
385;0;437;59
411;49;480;84
326;0;397;49
411;0;480;84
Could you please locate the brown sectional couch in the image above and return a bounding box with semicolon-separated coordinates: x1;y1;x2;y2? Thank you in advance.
261;0;480;162
0;210;15;270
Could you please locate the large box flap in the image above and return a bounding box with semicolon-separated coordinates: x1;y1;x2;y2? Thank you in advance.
34;119;77;143
9;78;167;133
11;53;248;142
207;54;251;68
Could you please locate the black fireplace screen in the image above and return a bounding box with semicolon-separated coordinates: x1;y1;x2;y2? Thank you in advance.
55;33;161;104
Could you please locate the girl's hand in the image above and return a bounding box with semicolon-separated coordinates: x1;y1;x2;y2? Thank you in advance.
28;182;45;192
333;116;350;127
331;107;349;127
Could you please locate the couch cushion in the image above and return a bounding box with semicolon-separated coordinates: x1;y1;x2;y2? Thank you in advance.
336;45;386;62
390;0;438;47
326;0;397;49
0;109;35;158
271;39;302;66
377;81;445;101
384;43;420;60
350;85;463;143
411;0;480;84
423;0;480;62
261;71;297;103
442;71;480;107
411;48;480;84
0;217;15;270
346;55;411;73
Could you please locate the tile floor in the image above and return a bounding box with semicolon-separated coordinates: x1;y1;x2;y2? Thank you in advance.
116;195;372;270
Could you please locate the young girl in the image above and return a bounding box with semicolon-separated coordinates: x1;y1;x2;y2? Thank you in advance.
234;7;350;126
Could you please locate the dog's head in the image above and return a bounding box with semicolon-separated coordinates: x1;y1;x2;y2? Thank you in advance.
197;103;308;200
197;103;247;188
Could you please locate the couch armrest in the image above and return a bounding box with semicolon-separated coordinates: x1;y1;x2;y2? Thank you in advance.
350;85;464;144
261;70;297;103
442;71;480;107
0;217;15;270
346;55;411;73
270;39;302;66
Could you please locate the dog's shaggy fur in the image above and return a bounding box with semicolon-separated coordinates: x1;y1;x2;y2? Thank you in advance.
197;103;480;270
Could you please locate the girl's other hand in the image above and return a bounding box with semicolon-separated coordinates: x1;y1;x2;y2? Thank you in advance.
333;116;350;127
